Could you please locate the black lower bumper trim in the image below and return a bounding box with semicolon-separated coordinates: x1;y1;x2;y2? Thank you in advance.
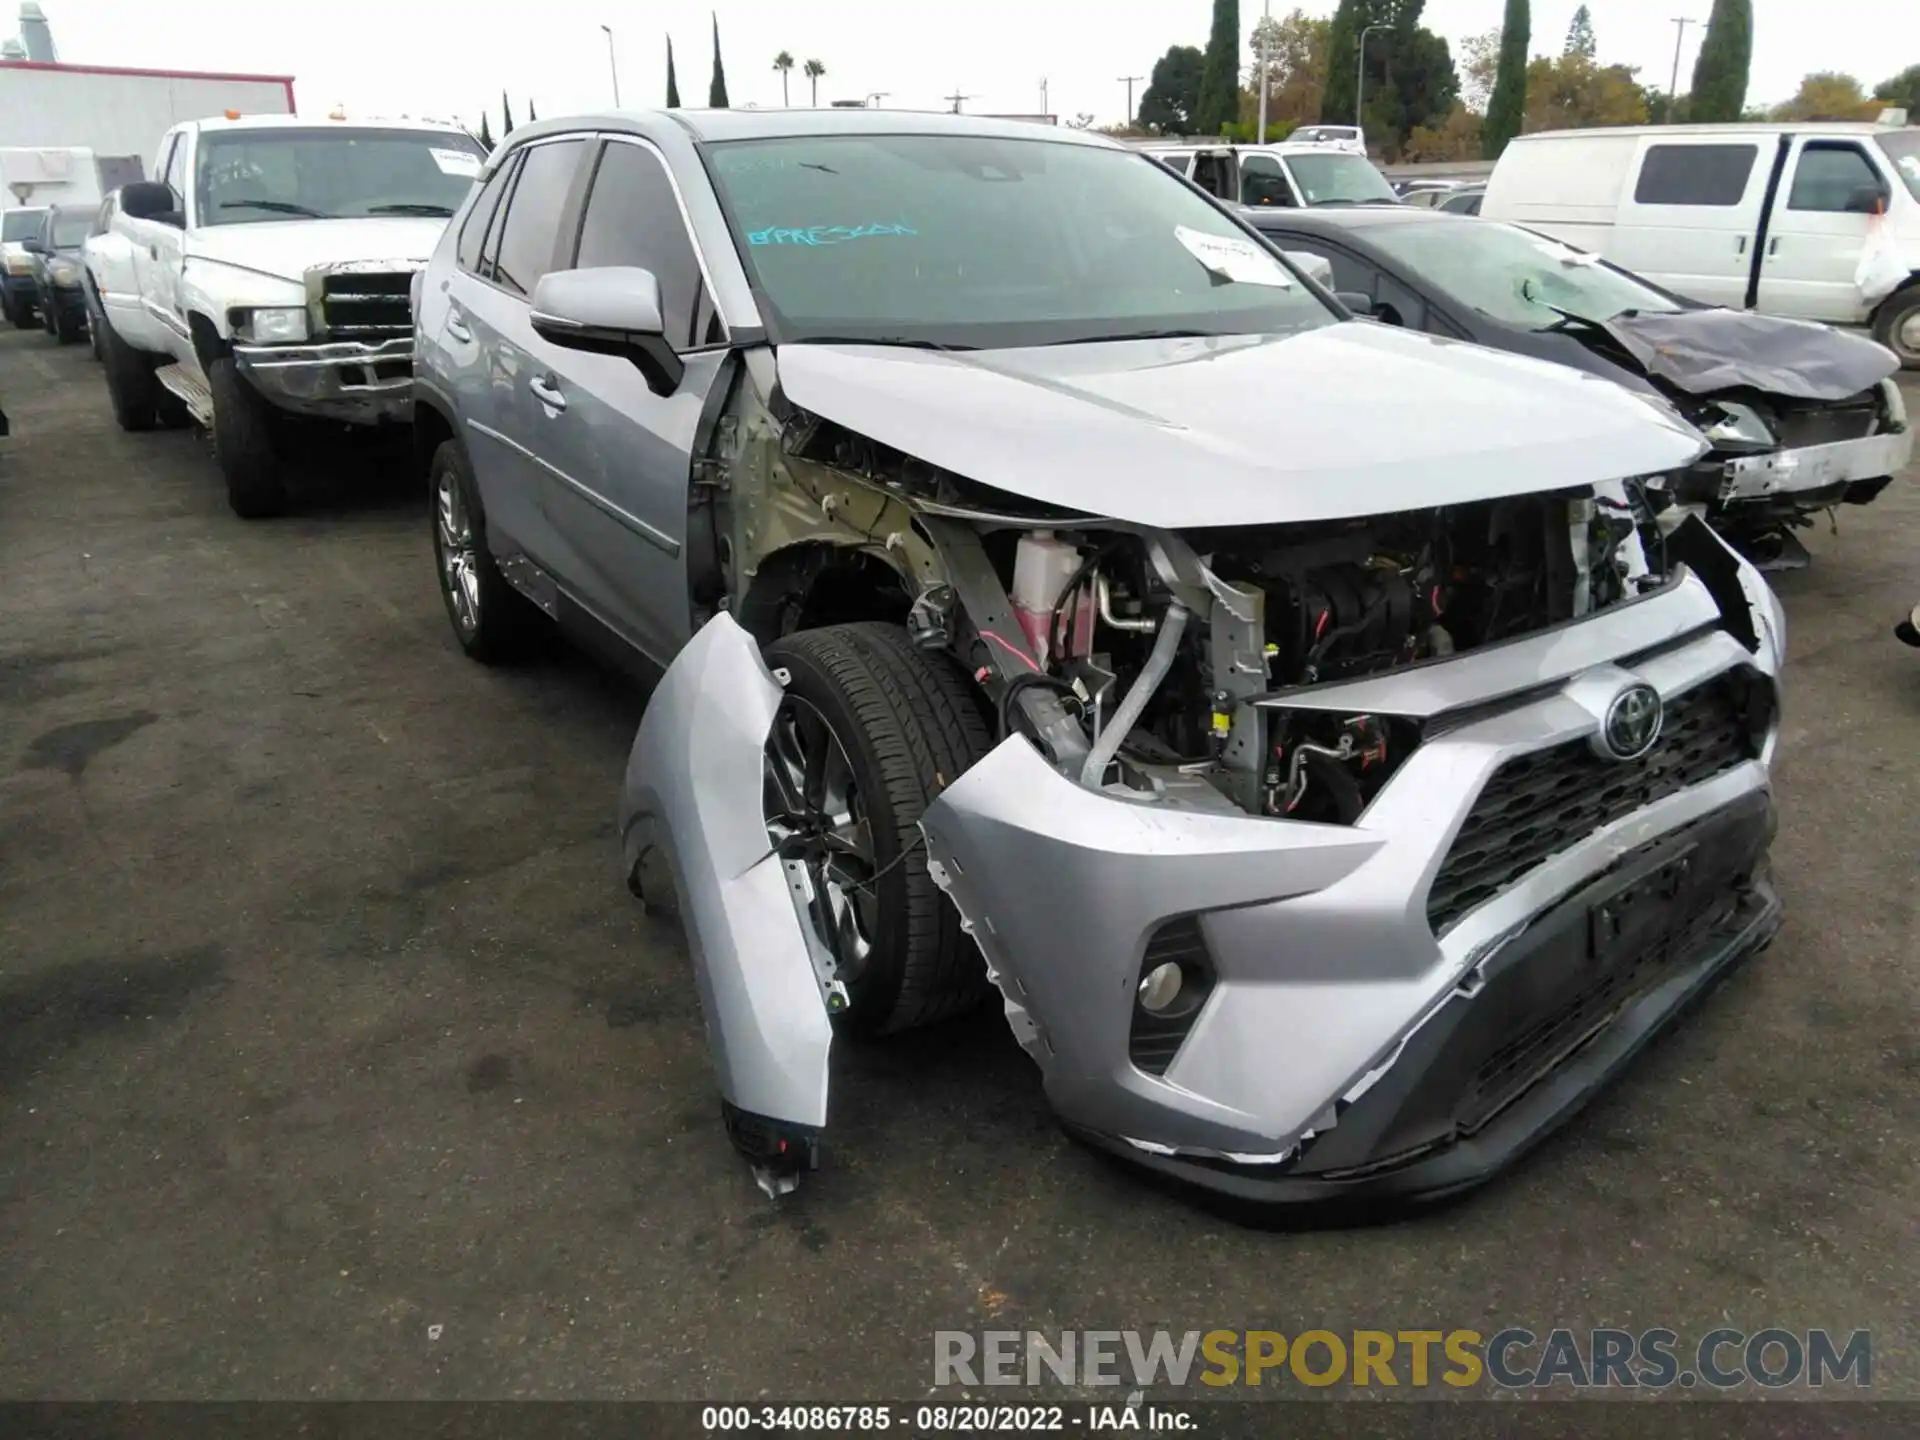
1069;807;1782;1222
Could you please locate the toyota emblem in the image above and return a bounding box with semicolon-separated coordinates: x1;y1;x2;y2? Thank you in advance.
1598;682;1663;761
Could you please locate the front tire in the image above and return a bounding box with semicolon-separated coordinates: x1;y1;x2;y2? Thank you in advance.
1873;283;1920;369
760;623;994;1037
430;440;548;663
53;304;81;345
208;356;288;518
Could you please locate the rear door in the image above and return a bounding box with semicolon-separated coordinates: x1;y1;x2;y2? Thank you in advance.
450;135;591;570
1755;137;1892;324
1609;135;1780;309
534;134;732;663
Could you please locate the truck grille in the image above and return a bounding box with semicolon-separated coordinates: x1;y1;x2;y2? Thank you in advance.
1426;672;1764;934
318;270;414;341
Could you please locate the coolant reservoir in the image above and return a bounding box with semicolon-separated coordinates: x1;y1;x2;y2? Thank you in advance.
1011;530;1091;666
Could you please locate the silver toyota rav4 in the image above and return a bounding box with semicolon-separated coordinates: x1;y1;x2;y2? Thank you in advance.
413;109;1787;1213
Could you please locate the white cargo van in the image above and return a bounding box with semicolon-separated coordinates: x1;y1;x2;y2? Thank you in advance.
1480;121;1920;364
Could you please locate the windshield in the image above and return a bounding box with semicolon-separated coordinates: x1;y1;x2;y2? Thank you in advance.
2;208;45;242
51;212;92;247
194;129;485;225
704;134;1336;349
1876;131;1920;203
1368;219;1682;328
1284;153;1398;205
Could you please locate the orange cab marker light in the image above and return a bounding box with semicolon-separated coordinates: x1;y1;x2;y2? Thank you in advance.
224;109;241;119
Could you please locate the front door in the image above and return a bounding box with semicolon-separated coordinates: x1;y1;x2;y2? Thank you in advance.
531;135;727;664
1755;137;1892;325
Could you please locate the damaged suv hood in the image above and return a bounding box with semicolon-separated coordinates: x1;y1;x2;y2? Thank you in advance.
774;323;1707;529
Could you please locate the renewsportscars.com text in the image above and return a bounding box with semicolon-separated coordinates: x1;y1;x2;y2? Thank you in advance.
933;1327;1871;1390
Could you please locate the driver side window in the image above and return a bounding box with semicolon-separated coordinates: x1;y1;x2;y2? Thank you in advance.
162;136;187;206
1239;157;1296;208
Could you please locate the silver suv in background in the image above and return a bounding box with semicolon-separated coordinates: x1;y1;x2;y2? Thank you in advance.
413;110;1786;1212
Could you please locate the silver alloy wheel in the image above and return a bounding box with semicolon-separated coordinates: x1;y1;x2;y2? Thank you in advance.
1897;306;1920;359
436;468;480;636
764;697;880;985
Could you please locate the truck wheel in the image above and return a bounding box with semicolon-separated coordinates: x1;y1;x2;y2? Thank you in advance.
98;310;162;431
53;306;82;345
84;293;103;360
760;623;994;1037
1872;284;1920;368
430;439;548;662
208;357;288;518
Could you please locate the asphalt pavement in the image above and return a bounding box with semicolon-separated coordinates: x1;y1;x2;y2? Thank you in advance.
0;332;1914;1399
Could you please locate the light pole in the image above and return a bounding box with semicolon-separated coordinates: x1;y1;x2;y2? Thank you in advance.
1356;23;1390;136
1257;0;1271;144
1118;75;1144;126
1667;17;1698;122
865;92;890;108
1040;77;1048;117
600;24;620;107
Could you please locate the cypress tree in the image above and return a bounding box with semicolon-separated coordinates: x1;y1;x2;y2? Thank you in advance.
477;114;494;149
667;37;682;107
501;92;515;136
1194;0;1241;135
709;13;730;108
1482;0;1529;158
1689;0;1752;122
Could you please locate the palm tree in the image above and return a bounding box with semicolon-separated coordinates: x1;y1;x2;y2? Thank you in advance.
803;58;825;106
773;50;794;107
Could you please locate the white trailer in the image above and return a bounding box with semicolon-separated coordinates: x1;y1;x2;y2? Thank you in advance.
0;59;294;171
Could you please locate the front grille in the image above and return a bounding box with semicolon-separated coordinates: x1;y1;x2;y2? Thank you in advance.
318;270;413;341
1769;394;1880;450
1426;672;1762;934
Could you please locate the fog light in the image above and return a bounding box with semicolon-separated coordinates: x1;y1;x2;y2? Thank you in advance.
1137;961;1184;1013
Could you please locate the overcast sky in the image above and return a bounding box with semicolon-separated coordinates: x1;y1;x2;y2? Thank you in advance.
29;0;1920;130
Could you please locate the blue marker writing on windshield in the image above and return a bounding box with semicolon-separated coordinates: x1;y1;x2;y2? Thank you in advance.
748;222;918;246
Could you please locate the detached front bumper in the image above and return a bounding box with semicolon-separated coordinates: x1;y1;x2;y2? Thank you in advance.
233;336;413;425
1716;428;1911;505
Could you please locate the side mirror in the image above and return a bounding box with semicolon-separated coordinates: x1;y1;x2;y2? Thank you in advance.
1843;183;1887;215
120;181;178;222
20;237;45;255
1334;290;1376;317
1283;250;1335;289
530;266;684;397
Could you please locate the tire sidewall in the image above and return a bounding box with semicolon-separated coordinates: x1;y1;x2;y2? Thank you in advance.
1876;285;1920;367
431;443;487;654
97;309;159;431
760;641;920;1030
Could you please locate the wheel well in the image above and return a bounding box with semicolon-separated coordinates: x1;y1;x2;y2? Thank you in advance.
414;397;457;482
187;312;229;372
735;544;914;646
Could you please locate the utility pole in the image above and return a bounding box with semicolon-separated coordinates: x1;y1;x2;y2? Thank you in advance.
1356;22;1390;135
1257;0;1271;144
1118;75;1144;125
1667;17;1698;122
944;88;976;114
600;24;620;107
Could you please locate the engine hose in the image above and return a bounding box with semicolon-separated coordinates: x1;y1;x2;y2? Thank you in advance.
1078;600;1190;790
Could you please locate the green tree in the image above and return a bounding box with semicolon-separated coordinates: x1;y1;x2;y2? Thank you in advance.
1320;0;1457;155
667;36;682;107
773;50;794;107
1137;44;1204;132
1689;0;1752;123
527;100;537;122
1773;72;1877;121
804;58;826;106
1248;9;1332;131
1524;53;1650;131
1195;0;1242;135
1874;63;1920;112
477;113;494;150
1321;0;1362;125
709;13;730;108
1483;0;1529;157
1564;4;1595;59
501;91;515;135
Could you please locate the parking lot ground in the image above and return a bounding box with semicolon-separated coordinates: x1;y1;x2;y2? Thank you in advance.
0;331;1916;1400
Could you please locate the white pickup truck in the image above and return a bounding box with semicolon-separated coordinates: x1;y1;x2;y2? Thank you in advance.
89;114;486;516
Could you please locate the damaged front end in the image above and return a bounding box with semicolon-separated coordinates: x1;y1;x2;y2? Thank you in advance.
621;338;1787;1211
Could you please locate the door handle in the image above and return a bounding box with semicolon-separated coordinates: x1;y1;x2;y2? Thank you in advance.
1736;235;1747;255
148;244;158;260
528;373;567;412
1767;236;1780;257
445;313;472;343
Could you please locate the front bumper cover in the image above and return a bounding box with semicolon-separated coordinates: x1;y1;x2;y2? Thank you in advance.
233;336;413;425
1716;428;1911;503
622;560;1783;1211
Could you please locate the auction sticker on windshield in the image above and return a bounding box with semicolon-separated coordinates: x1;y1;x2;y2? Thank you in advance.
431;148;482;177
1174;225;1292;286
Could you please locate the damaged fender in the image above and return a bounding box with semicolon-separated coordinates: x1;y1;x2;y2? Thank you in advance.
619;613;840;1184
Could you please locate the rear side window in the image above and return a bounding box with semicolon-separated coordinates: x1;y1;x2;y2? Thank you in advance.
490;139;586;297
456;159;514;274
572;140;709;348
1633;143;1757;206
1787;143;1882;212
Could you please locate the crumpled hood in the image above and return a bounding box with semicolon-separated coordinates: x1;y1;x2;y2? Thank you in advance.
773;323;1708;529
185;216;448;284
1579;308;1899;403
